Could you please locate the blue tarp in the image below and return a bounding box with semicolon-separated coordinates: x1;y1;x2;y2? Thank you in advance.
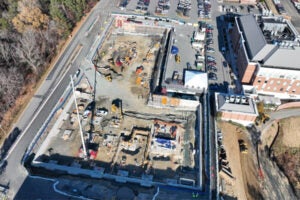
171;46;179;54
155;138;175;149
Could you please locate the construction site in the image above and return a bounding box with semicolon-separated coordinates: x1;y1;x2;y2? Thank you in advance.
30;16;201;189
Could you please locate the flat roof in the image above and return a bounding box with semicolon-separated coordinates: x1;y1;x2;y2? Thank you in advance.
238;15;267;59
164;27;197;84
216;93;258;115
184;70;207;89
263;46;300;69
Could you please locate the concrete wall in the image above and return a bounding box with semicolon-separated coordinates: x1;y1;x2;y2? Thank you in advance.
221;111;256;125
148;94;199;110
240;0;257;4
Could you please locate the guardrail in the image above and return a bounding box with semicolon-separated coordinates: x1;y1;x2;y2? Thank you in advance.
22;75;83;164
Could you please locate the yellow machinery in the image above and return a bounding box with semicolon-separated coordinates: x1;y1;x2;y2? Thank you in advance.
105;74;112;82
175;54;181;63
111;99;123;119
238;140;248;154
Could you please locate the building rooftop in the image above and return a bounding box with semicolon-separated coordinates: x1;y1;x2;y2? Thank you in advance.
216;93;258;115
238;15;267;59
252;44;277;61
163;27;197;85
184;70;207;90
263;46;300;69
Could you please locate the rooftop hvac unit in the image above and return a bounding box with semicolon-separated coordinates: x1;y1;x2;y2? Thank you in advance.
241;96;246;104
230;95;235;103
225;96;230;103
235;96;241;104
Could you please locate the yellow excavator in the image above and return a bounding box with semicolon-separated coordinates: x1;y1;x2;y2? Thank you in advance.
105;73;112;82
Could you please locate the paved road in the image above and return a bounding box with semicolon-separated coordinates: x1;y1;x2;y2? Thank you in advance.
280;0;300;33
270;108;300;119
0;0;116;198
0;0;223;199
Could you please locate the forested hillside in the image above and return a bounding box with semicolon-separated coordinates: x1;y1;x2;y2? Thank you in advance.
0;0;97;134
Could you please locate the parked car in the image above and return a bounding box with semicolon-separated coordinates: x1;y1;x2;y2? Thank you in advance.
207;61;216;66
206;47;215;53
208;73;217;80
208;65;217;72
209;84;219;90
209;76;217;81
207;65;217;70
206;39;213;45
208;68;217;72
207;55;215;61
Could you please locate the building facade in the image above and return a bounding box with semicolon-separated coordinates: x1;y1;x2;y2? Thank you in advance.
215;93;259;126
231;14;300;99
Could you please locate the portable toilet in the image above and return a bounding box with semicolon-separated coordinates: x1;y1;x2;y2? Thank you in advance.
171;46;179;54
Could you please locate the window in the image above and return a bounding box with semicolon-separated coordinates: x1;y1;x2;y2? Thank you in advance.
273;87;277;91
270;80;274;84
283;82;287;86
257;79;261;83
280;75;284;78
264;80;268;83
280;88;283;91
277;80;280;85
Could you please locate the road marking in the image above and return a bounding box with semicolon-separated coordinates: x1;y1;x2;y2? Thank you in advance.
4;48;80;161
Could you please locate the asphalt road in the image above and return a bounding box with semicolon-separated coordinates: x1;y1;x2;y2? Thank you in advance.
0;0;247;199
0;0;116;198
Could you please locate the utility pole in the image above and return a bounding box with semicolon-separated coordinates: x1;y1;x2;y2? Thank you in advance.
70;75;88;159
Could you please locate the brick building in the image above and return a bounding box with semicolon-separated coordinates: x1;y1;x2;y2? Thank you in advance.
230;14;300;99
215;93;258;126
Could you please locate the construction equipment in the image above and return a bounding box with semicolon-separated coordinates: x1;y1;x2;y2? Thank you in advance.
111;99;123;119
238;140;248;154
175;54;181;63
136;65;144;75
105;74;112;82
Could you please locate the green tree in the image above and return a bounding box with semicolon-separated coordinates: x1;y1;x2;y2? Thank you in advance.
63;0;86;22
49;0;72;37
0;18;9;30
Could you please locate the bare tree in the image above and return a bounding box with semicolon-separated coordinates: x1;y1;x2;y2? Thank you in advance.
0;41;12;65
14;29;45;74
0;66;24;123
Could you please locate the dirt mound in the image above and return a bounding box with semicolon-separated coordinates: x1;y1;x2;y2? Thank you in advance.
270;117;300;198
279;117;300;147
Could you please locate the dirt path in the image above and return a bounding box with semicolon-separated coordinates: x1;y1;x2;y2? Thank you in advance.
259;118;300;199
218;122;263;200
